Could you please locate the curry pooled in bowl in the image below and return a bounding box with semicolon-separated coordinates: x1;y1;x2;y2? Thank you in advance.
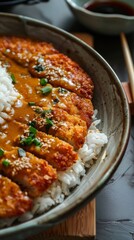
0;13;130;240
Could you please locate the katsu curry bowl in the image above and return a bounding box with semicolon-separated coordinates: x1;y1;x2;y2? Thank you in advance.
0;13;130;240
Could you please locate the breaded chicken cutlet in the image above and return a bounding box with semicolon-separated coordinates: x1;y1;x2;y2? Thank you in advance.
0;36;94;99
4;120;78;171
0;35;95;219
0;36;58;66
0;148;57;198
0;175;32;218
13;102;88;150
32;106;87;150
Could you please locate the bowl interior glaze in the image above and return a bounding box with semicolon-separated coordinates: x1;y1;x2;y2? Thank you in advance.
0;13;130;240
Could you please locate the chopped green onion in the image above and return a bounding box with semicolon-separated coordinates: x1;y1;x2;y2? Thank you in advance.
41;86;52;95
46;117;53;126
11;73;16;84
20;126;42;148
29;121;36;128
35;108;42;114
41;109;51;117
28;102;36;106
40;78;48;86
20;136;33;146
0;148;4;157
2;159;10;167
34;64;45;72
18;148;26;157
29;126;37;138
33;138;42;147
45;117;53;133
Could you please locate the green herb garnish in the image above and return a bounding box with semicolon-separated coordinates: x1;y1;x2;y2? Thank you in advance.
29;126;37;138
2;159;10;167
20;126;41;148
46;118;53;126
45;117;54;133
18;148;26;157
34;64;45;72
33;138;42;147
41;109;52;117
28;102;36;106
40;78;48;86
41;86;52;95
11;73;16;84
0;148;4;157
20;136;33;146
29;120;36;128
35;108;42;114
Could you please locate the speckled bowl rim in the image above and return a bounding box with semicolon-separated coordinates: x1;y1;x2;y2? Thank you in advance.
65;0;134;20
0;13;130;239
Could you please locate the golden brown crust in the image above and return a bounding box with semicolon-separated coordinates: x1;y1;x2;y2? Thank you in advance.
33;107;87;150
13;121;78;171
0;36;94;98
0;175;32;218
37;87;93;128
0;36;58;66
0;35;95;218
0;149;57;198
28;53;94;99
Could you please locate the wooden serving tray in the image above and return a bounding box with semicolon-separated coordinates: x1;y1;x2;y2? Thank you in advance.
28;200;96;240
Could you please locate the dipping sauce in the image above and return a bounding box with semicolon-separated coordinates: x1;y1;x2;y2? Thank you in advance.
84;1;134;16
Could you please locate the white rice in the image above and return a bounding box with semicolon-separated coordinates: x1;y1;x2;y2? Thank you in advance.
0;65;108;228
0;64;21;125
0;114;108;228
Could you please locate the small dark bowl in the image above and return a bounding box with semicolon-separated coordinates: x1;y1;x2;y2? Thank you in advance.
65;0;134;35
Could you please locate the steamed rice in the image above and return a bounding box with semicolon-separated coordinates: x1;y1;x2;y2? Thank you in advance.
0;65;108;228
0;114;108;227
0;64;21;125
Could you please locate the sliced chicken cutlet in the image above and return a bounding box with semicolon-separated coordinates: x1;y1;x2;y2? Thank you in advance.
0;36;58;66
0;54;93;128
13;102;88;150
0;37;94;99
0;148;57;198
37;87;93;128
32;107;87;150
29;53;94;99
14;88;93;128
13;122;78;171
0;175;32;218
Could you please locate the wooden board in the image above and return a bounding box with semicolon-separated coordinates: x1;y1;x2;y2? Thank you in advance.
28;200;96;240
122;82;134;115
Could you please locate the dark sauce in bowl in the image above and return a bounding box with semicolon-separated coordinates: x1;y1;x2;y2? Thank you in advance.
84;1;134;16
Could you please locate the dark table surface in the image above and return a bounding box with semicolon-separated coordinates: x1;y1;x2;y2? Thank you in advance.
1;0;134;239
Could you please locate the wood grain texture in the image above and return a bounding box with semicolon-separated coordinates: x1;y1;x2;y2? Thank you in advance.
72;33;94;47
122;82;134;115
28;200;96;239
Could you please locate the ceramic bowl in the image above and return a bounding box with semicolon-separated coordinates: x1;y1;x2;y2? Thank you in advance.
0;13;130;240
65;0;134;35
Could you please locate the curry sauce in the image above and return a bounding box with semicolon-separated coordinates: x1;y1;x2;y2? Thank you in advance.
0;36;94;218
